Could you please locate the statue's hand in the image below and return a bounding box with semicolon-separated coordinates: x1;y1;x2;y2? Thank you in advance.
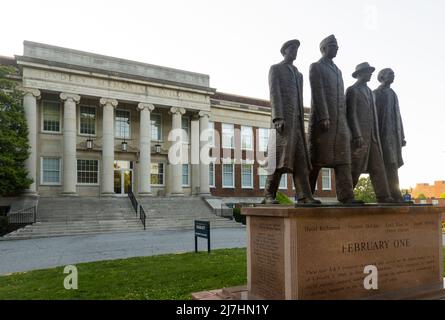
320;119;330;132
274;119;285;133
353;137;364;149
402;140;407;147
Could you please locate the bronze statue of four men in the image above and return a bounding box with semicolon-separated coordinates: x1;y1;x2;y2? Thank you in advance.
264;35;406;204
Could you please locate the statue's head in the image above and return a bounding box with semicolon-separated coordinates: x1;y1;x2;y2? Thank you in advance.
280;39;300;62
352;62;375;83
378;68;395;85
320;35;338;59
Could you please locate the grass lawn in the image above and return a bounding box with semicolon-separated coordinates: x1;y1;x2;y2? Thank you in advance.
0;247;444;300
0;248;247;300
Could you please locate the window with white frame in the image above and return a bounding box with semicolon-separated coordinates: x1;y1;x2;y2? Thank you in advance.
181;117;190;143
258;167;267;189
151;113;162;141
322;168;332;190
42;100;61;132
279;174;288;189
241;126;253;150
79;105;96;135
41;158;61;185
77;159;99;184
151;163;165;185
209;162;215;187
208;122;215;147
241;164;253;188
222;123;234;148
258;128;270;152
222;163;234;188
182;164;190;186
115;109;130;138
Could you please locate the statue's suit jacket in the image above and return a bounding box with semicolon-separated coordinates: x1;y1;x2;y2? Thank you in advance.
268;61;311;173
346;83;384;173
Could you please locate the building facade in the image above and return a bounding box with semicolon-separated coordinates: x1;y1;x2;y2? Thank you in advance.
6;41;336;200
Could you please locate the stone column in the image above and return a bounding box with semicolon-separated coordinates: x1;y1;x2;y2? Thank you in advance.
199;111;211;196
22;88;41;195
190;115;200;195
60;93;80;195
168;107;185;196
100;98;118;195
137;103;155;196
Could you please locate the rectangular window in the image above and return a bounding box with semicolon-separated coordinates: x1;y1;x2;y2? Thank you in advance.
222;163;234;188
208;122;215;147
258;167;267;189
322;168;332;190
182;164;190;186
42;100;61;132
279;174;288;189
151;113;162;141
241;126;253;150
115;109;130;138
222;123;234;149
181;117;190;143
209;162;215;187
41;158;61;185
258;128;270;152
77;159;99;184
79;105;96;135
151;163;165;186
241;164;253;188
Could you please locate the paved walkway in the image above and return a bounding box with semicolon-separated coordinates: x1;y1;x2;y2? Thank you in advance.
0;228;246;275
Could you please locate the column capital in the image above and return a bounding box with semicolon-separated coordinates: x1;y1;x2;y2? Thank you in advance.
137;103;155;112
198;111;211;118
20;87;41;99
60;93;81;103
169;107;186;115
100;98;118;108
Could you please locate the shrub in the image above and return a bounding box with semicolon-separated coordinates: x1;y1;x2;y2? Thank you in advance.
276;191;293;204
232;207;246;225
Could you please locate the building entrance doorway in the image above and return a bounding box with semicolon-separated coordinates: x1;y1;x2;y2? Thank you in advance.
114;160;133;195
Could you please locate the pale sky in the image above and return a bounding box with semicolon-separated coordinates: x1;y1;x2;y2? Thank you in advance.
1;0;444;189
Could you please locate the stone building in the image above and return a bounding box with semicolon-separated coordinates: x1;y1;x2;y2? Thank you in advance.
412;181;445;199
6;41;337;203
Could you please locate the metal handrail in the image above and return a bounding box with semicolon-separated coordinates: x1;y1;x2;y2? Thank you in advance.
139;206;146;230
128;190;138;215
7;205;37;224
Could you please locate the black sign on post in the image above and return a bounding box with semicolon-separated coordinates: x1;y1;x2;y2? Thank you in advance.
194;220;210;253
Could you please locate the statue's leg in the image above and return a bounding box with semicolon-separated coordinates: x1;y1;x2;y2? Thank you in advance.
309;166;321;193
335;164;355;203
368;143;392;202
264;171;282;201
386;162;403;201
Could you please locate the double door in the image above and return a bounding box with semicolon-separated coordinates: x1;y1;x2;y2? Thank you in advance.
114;160;133;195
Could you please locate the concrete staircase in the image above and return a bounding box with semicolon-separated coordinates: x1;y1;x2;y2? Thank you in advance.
138;196;244;231
2;197;143;240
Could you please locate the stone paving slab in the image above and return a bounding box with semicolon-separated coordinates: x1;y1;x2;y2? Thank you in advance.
0;228;246;275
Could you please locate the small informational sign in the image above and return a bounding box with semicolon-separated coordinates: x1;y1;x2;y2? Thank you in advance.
403;193;412;202
195;220;210;253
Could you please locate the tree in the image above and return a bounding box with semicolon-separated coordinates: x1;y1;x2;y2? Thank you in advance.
439;193;445;199
353;176;377;203
417;193;427;200
0;66;32;196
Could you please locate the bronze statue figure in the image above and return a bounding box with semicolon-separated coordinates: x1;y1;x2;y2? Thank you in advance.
346;62;393;203
374;68;406;202
308;35;361;204
264;39;320;204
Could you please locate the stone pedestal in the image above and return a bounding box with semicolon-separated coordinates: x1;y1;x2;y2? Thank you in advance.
241;205;444;300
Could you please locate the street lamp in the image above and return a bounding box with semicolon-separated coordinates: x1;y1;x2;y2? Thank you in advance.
155;143;161;153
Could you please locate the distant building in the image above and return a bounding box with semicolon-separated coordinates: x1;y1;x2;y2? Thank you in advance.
412;181;445;199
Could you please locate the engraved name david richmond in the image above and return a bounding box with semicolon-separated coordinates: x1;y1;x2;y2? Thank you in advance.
342;239;411;253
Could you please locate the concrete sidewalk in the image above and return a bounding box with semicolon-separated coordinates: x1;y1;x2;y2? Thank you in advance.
0;228;246;275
